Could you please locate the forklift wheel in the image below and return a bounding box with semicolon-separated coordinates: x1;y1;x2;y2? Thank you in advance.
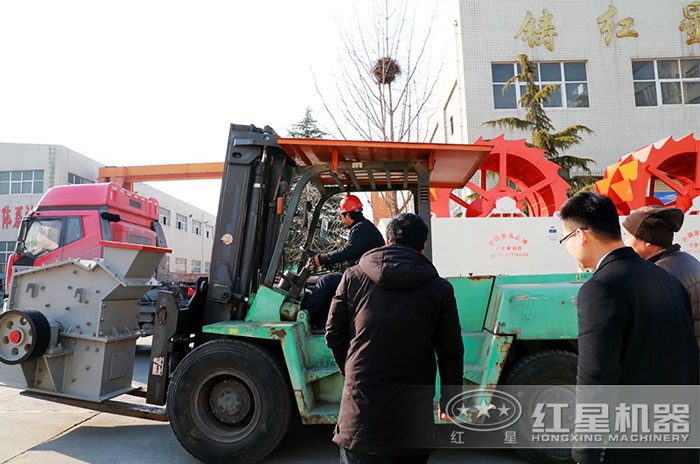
503;350;577;464
0;309;51;365
167;339;293;464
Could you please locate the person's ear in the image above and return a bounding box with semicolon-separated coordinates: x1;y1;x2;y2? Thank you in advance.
579;228;588;245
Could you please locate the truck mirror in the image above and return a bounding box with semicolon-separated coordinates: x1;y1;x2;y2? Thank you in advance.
100;212;121;222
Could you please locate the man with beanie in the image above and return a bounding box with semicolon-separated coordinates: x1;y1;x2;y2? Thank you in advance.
623;206;700;349
326;213;463;464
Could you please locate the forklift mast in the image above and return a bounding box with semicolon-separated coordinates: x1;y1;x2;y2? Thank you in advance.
204;124;295;325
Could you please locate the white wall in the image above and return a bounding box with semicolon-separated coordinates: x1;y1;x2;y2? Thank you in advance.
135;183;215;274
446;0;700;175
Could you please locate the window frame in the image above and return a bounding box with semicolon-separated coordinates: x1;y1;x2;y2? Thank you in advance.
174;257;187;272
632;58;700;107
0;241;14;273
67;173;94;185
176;213;188;231
0;170;44;195
159;208;171;227
491;61;590;109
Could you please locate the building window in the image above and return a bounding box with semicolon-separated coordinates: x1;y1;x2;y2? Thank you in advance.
192;219;201;236
67;173;93;184
0;241;14;273
492;62;589;109
205;224;213;239
204;261;210;273
174;257;187;272
191;260;201;273
159;208;170;226
161;255;170;272
633;58;700;106
0;170;44;195
176;214;187;231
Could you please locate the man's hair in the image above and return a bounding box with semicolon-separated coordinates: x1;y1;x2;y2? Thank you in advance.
386;213;429;251
560;192;621;242
347;210;363;221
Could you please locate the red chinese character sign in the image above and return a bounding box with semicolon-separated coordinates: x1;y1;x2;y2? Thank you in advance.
0;204;33;230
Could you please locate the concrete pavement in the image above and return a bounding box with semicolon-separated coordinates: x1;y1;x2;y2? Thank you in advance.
0;340;527;464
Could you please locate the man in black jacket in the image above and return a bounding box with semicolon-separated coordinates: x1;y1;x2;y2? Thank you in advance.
326;213;464;464
303;194;384;328
560;192;699;464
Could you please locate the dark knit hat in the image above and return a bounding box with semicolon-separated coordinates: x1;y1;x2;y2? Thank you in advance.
622;206;684;247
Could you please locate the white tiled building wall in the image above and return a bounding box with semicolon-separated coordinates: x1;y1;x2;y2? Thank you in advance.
431;0;700;176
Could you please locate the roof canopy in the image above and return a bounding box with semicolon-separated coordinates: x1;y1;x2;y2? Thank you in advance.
277;138;492;189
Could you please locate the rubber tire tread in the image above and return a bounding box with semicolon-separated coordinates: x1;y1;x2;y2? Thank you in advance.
167;339;293;464
502;350;578;464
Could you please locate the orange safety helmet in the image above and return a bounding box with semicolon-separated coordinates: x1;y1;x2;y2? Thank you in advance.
339;194;363;213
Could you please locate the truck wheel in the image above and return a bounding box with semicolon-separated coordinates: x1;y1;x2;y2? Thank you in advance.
167;339;293;464
503;350;577;464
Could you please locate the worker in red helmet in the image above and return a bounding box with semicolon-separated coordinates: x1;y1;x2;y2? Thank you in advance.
304;194;385;328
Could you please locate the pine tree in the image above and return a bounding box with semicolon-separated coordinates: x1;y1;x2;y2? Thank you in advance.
287;107;330;139
483;54;595;192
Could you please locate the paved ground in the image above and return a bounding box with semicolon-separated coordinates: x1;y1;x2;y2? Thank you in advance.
0;340;528;464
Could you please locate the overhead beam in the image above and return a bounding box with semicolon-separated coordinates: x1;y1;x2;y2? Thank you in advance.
98;163;225;190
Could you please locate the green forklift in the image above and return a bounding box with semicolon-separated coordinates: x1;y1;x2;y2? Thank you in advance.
0;124;586;464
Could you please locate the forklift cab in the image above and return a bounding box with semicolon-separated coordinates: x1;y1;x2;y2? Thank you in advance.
262;137;492;320
200;124;491;326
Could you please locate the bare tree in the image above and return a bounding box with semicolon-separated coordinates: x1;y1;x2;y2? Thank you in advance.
315;0;442;219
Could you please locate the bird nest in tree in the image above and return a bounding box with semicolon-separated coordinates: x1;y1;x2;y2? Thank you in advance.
372;57;401;85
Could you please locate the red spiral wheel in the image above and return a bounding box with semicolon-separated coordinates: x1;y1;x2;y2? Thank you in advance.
596;134;700;214
430;135;570;217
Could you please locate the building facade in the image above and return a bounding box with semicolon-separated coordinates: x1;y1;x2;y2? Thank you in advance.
0;143;215;283
431;0;700;176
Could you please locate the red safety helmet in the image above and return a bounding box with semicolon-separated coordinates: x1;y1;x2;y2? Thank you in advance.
339;194;363;213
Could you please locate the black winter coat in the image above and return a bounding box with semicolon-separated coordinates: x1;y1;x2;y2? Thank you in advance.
318;217;385;267
573;247;699;464
649;244;700;349
325;245;464;454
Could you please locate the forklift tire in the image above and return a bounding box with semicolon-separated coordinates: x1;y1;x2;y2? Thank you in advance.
502;350;577;464
167;339;293;464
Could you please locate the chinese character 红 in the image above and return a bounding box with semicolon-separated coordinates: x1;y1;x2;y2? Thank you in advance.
515;9;557;52
450;430;465;445
680;2;700;45
597;5;639;46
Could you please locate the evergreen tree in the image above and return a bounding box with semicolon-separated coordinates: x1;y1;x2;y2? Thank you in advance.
287;107;330;139
483;54;595;192
284;107;339;268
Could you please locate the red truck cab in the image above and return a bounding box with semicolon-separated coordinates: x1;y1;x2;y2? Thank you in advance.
6;183;163;295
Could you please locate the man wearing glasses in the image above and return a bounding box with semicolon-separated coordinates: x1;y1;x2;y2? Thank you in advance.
559;192;698;464
304;194;385;328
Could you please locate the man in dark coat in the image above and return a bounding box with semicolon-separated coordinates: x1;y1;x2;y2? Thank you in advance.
622;205;700;349
326;213;464;464
303;194;385;328
560;192;699;464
